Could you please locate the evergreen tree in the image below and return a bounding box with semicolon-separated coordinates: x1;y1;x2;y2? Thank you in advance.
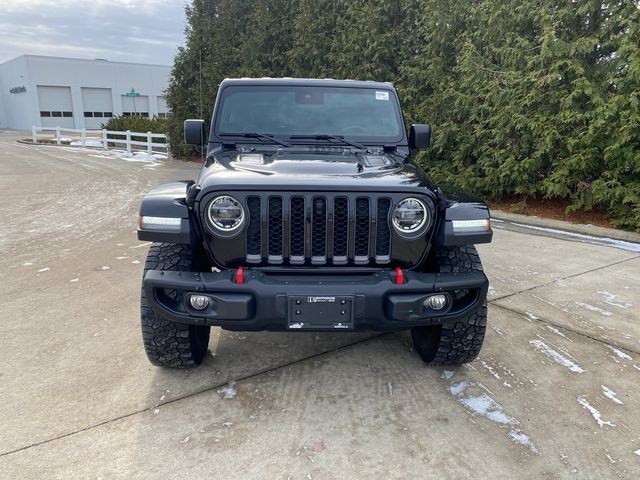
164;0;640;231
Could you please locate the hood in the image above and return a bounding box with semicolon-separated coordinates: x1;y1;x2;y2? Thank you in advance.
197;147;437;193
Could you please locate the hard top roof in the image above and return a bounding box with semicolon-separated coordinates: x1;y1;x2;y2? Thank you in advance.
220;77;396;90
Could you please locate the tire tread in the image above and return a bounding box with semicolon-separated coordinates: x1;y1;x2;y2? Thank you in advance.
140;243;210;368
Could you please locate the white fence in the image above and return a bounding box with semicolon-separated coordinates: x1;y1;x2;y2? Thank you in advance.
32;126;168;154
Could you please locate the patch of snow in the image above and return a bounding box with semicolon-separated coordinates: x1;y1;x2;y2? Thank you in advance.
116;256;128;260
37;267;50;273
525;311;539;322
461;393;514;424
488;286;497;297
576;396;615;428
601;385;623;405
289;323;304;329
508;222;640;252
217;383;237;399
130;242;152;249
222;421;233;427
529;339;584;373
449;379;538;454
597;291;632;309
634;449;640;457
131;259;141;264
99;266;110;270
575;302;613;317
70;278;79;283
481;361;501;380
607;346;632;361
152;408;160;415
509;430;540;454
546;325;568;339
70;139;104;148
179;435;190;444
441;370;455;380
23;262;33;266
491;325;505;336
106;149;165;165
387;382;394;396
449;380;470;396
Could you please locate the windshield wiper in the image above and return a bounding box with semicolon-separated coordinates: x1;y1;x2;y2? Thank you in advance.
220;132;291;147
289;134;366;150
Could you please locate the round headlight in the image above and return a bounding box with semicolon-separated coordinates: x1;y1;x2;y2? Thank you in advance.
392;198;429;235
207;195;245;234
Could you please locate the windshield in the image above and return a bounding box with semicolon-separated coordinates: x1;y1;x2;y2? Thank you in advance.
215;85;404;144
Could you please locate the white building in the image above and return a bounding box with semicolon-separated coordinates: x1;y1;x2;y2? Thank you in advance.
0;55;171;131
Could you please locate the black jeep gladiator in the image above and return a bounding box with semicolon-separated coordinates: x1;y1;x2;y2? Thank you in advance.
137;78;492;368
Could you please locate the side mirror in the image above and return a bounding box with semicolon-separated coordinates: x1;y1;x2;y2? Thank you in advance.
184;119;206;146
409;124;431;150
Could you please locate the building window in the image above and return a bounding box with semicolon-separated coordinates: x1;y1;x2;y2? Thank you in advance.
104;112;113;118
84;112;93;117
122;112;149;117
41;110;73;118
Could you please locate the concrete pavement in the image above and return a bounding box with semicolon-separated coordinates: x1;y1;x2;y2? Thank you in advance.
1;131;639;479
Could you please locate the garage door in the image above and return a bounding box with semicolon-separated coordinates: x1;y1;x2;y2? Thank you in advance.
157;96;168;118
121;95;149;117
38;85;74;128
81;88;113;129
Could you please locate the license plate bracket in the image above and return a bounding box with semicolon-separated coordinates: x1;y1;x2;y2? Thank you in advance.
287;295;354;330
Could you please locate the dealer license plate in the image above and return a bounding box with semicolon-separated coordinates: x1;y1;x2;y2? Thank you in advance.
287;295;354;330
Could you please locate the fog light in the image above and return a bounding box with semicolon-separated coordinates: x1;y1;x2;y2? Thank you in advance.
425;294;447;310
189;294;210;310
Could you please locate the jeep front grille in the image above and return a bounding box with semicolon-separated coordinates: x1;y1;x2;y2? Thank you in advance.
245;193;392;266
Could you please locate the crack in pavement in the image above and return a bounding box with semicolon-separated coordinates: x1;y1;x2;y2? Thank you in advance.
491;254;640;303
488;302;639;356
0;333;389;459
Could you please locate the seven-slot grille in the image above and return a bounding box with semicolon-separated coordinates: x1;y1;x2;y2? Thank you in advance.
245;193;393;266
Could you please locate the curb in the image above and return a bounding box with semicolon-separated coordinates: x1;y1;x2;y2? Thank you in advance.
491;209;640;244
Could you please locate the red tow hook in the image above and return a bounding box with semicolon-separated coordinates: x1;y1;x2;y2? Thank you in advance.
394;267;404;285
235;266;245;284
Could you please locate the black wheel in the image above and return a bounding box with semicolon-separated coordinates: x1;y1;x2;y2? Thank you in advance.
411;245;487;365
140;243;211;368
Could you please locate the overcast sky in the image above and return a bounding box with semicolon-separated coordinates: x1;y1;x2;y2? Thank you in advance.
0;0;186;65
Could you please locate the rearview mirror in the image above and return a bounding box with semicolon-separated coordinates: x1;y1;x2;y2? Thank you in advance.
184;119;206;146
409;124;431;150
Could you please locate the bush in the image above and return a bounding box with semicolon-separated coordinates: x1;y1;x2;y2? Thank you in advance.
101;116;169;144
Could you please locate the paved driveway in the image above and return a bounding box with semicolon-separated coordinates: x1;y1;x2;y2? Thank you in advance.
1;131;639;479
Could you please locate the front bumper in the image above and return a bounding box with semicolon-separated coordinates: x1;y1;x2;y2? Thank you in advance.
143;269;488;331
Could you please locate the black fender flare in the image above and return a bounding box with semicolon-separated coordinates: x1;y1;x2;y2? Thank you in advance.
434;185;493;246
137;181;199;244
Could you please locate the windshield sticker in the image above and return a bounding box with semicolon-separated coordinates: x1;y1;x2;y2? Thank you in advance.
375;91;389;101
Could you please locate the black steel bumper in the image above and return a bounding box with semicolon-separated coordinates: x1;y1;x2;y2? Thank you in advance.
142;269;488;331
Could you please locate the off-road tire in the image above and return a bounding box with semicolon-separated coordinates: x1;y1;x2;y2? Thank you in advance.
140;243;211;368
411;245;487;365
